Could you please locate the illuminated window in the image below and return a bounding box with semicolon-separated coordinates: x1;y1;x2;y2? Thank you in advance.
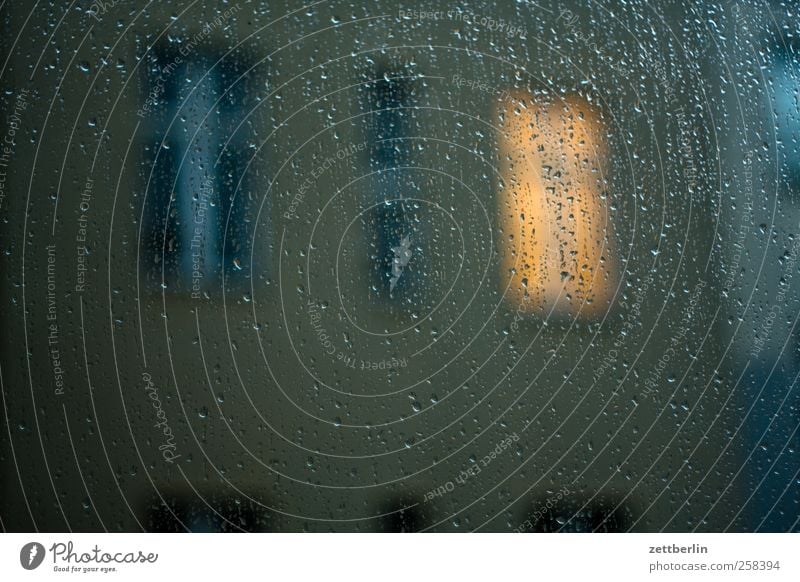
498;93;613;316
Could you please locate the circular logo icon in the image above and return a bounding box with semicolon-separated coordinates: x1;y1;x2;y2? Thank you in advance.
20;542;45;570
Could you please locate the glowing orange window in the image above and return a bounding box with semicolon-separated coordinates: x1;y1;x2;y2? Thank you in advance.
498;93;613;316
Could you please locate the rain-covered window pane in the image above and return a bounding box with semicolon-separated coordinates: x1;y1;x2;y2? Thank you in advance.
0;0;797;540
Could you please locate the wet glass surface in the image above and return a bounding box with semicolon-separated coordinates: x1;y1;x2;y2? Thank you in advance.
0;0;798;532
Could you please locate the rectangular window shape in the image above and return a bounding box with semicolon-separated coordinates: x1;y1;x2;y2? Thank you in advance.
140;44;266;297
498;93;613;316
